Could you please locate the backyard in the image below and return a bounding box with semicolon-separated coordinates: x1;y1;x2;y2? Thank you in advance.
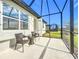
43;31;78;48
43;31;61;38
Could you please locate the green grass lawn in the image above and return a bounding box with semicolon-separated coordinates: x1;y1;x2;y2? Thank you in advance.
43;31;78;48
43;31;61;38
63;34;78;48
74;34;78;48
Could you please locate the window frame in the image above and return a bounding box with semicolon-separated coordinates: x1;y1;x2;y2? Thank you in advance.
2;3;29;30
20;12;28;30
3;3;19;19
3;16;19;30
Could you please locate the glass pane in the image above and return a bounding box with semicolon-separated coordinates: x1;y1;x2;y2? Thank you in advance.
9;19;19;29
23;22;28;29
20;21;23;29
3;17;8;29
3;3;19;19
20;21;28;30
3;3;12;16
20;12;28;21
10;8;19;19
20;12;28;30
3;17;19;30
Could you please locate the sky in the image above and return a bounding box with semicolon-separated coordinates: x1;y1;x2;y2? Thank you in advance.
23;0;78;28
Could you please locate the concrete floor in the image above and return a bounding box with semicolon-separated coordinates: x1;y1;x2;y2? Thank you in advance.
0;37;74;59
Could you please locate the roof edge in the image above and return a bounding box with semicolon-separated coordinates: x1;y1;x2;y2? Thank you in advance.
11;0;41;18
43;19;47;24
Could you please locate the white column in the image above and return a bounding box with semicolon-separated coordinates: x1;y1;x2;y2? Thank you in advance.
38;18;43;36
34;19;38;33
28;16;34;34
19;11;20;30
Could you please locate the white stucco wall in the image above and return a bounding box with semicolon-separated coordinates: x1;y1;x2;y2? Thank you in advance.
0;0;38;52
37;18;46;36
0;0;10;53
42;22;46;34
36;18;47;36
0;0;46;40
0;0;39;41
0;0;47;53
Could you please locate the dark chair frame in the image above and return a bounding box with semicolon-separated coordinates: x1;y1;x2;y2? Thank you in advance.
15;33;29;52
31;32;39;37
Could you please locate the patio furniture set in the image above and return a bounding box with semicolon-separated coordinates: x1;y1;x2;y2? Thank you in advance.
15;32;39;50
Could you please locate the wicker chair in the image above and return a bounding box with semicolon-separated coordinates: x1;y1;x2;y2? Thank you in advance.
31;32;39;37
15;33;29;51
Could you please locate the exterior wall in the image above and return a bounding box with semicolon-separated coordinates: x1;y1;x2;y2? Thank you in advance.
0;0;46;52
0;0;38;41
0;0;2;30
0;0;10;53
34;18;39;33
0;0;38;52
29;16;35;33
37;18;47;36
38;18;46;36
42;22;46;34
37;18;42;36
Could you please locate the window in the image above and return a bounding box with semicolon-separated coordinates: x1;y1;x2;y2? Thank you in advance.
3;3;12;16
3;3;19;19
3;17;19;30
20;12;28;29
3;17;8;29
3;3;28;30
23;22;28;29
3;3;19;30
20;12;28;21
10;8;19;19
